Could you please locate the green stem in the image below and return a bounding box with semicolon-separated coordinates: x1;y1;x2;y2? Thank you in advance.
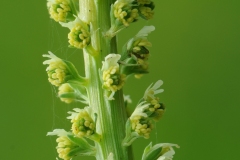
79;0;130;159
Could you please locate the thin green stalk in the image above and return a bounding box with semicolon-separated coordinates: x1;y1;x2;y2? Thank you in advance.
80;0;129;159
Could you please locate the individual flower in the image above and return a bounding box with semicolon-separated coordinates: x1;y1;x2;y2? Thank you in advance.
130;101;153;139
43;51;85;87
67;107;101;142
58;83;88;104
113;0;139;27
143;80;165;121
121;26;155;77
47;0;78;23
102;54;126;100
144;80;164;102
47;129;96;160
58;83;75;103
61;18;91;49
136;0;155;20
43;51;68;86
142;142;179;160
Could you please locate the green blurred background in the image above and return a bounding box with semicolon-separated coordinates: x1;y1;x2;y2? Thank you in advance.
1;0;240;159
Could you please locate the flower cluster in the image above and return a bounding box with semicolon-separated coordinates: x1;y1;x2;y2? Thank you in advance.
102;54;126;100
113;0;139;27
47;0;76;23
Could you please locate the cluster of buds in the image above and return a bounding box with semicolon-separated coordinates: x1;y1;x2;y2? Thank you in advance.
121;26;155;78
43;51;88;104
47;129;96;160
101;54;126;100
47;0;78;23
67;107;101;142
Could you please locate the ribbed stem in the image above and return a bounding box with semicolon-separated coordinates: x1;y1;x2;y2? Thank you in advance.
80;0;129;159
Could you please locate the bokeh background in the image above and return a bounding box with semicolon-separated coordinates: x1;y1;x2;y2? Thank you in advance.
1;0;240;159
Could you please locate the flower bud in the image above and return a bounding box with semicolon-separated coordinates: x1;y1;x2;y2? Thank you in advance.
58;83;88;104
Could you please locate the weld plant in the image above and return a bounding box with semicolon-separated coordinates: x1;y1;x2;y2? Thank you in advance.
44;0;179;160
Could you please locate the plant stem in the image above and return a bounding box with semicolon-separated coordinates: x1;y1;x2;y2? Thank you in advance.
80;0;129;159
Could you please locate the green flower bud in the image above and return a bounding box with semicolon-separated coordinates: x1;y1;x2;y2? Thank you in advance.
58;83;88;104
